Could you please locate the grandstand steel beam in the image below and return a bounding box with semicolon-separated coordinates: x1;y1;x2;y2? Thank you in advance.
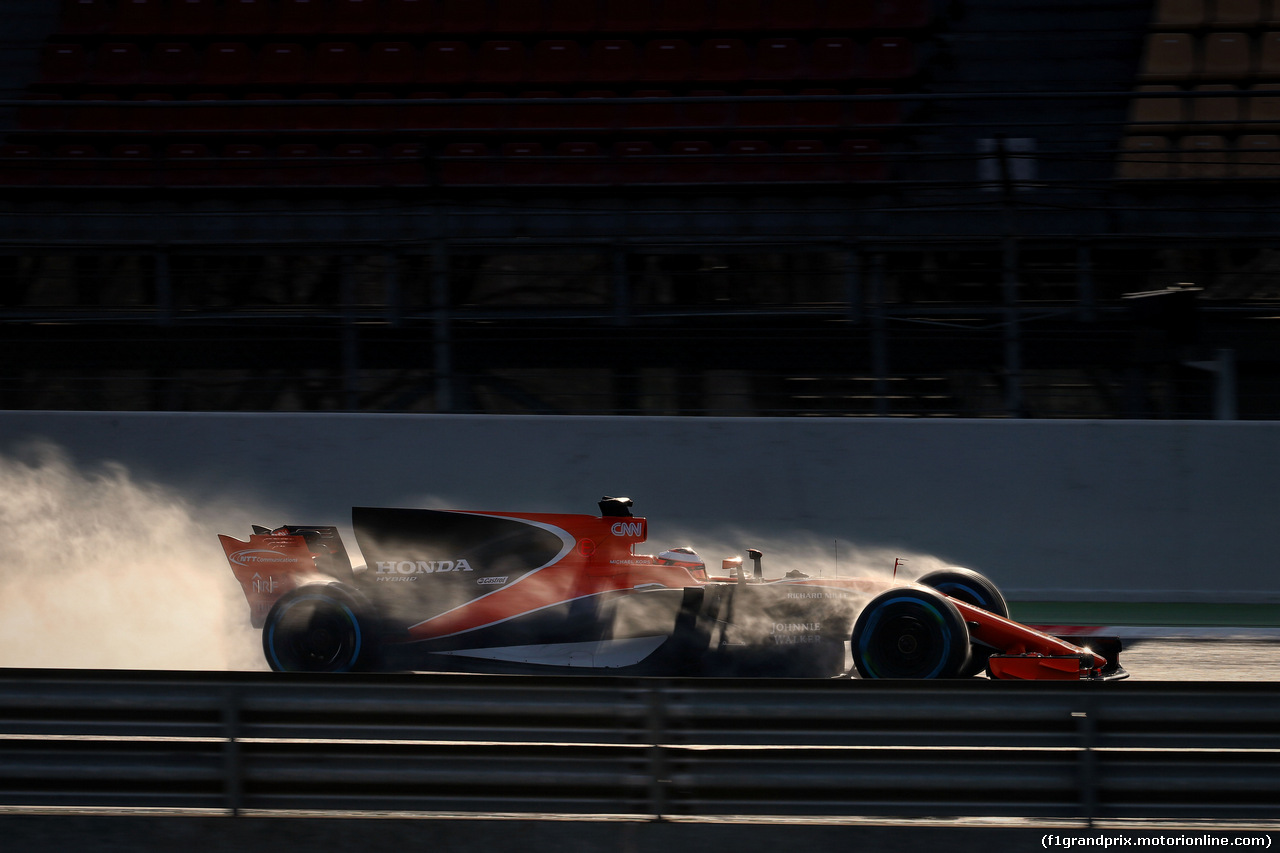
868;253;889;417
432;242;453;413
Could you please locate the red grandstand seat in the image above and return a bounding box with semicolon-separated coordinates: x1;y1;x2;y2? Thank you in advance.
97;42;144;85
587;41;639;83
457;91;505;129
726;139;772;182
478;41;528;83
615;140;658;182
1234;134;1280;177
51;144;101;187
571;90;620;128
351;91;397;130
440;142;494;184
1139;33;1195;82
69;94;120;131
105;144;156;187
810;38;860;80
240;92;285;131
221;143;269;184
368;42;415;84
296;92;342;130
276;143;325;184
841;137;888;181
113;0;168;35
852;87;902;128
125;92;175;132
387;142;427;184
627;90;676;127
18;94;66;132
332;0;384;33
796;88;841;126
332;143;381;185
765;0;817;28
258;43;307;86
601;0;652;31
0;144;44;187
220;0;275;33
641;40;693;82
278;0;329;34
668;140;717;183
421;41;473;84
1256;32;1280;80
779;139;829;181
865;37;916;79
437;0;490;31
40;44;87;84
547;0;598;31
404;90;448;129
1112;141;1172;173
687;89;730;127
169;0;217;34
1179;134;1230;178
502;141;547;183
497;0;545;31
822;0;875;29
698;39;748;81
712;0;763;29
59;0;112;35
179;92;231;131
877;0;932;29
516;91;568;128
1199;31;1252;80
739;88;788;127
163;143;215;187
203;43;253;86
383;0;433;32
532;40;583;83
551;141;603;183
313;43;362;85
148;43;198;85
753;38;803;80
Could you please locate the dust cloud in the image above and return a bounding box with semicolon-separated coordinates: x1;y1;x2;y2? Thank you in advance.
0;443;266;670
652;526;960;584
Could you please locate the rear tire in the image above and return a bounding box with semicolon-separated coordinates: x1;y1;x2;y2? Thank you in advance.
852;587;971;679
263;584;375;673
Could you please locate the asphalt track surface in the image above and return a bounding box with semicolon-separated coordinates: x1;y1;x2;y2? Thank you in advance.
1117;639;1280;680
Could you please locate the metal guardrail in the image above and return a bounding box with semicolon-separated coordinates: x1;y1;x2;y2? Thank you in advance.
1;669;1278;821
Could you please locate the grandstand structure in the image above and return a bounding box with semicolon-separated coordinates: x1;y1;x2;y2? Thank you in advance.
1;0;1279;417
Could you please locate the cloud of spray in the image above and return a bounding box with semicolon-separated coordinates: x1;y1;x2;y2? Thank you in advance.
654;525;961;584
651;526;971;664
0;443;266;670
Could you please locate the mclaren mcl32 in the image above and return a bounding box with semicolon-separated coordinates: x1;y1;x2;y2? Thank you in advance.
219;497;1126;680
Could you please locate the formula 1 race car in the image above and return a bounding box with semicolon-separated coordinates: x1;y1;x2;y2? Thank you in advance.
219;497;1126;680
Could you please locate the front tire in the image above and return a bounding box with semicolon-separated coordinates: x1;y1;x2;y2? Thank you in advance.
916;567;1009;618
263;584;375;673
917;567;1008;676
852;587;971;679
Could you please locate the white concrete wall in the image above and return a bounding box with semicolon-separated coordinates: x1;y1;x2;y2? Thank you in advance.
2;412;1276;601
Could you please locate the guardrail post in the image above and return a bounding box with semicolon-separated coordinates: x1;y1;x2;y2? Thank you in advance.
646;681;668;822
1073;709;1097;827
223;689;243;816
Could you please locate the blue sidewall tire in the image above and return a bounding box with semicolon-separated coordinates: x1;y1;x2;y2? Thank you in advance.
853;587;970;679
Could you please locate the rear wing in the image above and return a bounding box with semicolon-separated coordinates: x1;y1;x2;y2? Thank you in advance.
219;525;352;627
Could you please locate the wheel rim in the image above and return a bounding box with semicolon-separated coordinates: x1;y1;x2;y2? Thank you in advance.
267;594;362;672
855;594;961;679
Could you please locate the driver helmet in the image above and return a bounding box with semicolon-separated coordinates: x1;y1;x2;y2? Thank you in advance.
658;547;705;576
